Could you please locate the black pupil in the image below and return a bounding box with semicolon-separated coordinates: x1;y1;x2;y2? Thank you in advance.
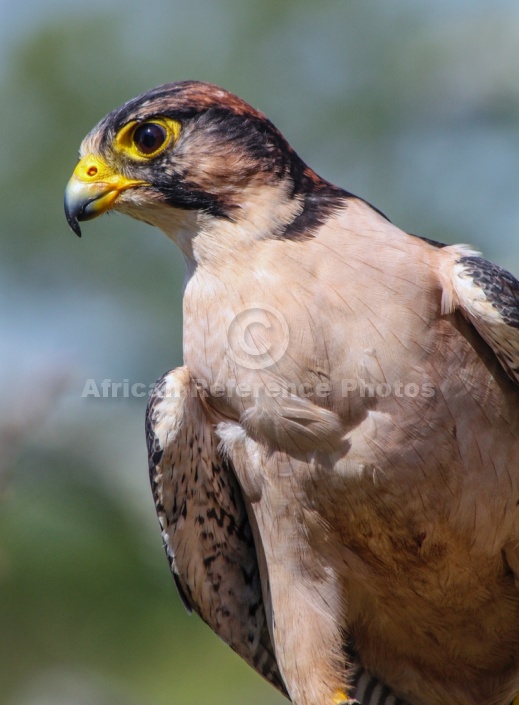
133;123;167;154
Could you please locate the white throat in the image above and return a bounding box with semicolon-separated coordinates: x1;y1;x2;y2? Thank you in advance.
119;177;303;271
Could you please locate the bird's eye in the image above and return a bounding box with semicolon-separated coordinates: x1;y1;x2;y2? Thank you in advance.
133;122;168;155
115;117;180;159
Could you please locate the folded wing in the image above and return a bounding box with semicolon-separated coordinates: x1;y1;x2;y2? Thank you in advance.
145;367;286;693
441;247;519;385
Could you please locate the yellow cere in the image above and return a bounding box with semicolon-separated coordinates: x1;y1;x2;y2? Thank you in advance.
114;117;181;160
72;154;118;184
332;689;349;704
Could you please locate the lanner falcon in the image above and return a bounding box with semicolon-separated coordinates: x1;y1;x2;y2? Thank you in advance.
65;81;519;705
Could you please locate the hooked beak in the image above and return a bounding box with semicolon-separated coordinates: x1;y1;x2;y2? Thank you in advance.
64;154;145;237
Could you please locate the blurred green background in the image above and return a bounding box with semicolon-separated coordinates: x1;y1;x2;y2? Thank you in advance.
1;1;518;704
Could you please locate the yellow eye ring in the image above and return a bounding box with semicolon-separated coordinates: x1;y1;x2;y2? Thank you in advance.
115;117;181;159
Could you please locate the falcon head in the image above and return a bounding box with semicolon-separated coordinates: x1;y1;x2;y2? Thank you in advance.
64;81;348;255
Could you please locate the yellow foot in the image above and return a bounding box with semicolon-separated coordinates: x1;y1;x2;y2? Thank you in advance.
512;697;519;705
332;689;359;705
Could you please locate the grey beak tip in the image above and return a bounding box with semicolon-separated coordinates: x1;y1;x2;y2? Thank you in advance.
64;197;83;238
